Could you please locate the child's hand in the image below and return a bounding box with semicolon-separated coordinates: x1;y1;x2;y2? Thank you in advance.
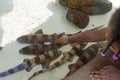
54;35;69;46
90;65;120;80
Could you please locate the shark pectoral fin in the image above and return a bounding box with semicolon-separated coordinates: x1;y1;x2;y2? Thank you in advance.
23;59;33;72
26;67;33;72
34;29;43;34
68;57;74;62
68;64;74;70
23;59;29;62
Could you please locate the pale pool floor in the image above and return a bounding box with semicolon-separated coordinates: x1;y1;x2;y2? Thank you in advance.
0;0;120;80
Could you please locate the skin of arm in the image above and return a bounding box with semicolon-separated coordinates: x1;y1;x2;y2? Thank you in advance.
68;27;108;43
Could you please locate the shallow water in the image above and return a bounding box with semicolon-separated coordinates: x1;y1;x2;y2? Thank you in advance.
0;0;119;80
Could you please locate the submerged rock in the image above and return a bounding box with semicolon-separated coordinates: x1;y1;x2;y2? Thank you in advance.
66;9;89;28
59;0;112;15
79;0;112;15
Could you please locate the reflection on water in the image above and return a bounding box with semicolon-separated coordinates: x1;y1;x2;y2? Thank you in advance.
0;0;13;16
0;0;13;49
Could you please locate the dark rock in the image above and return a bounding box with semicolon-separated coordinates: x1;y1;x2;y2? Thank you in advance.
66;9;89;28
59;0;112;15
79;0;112;15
